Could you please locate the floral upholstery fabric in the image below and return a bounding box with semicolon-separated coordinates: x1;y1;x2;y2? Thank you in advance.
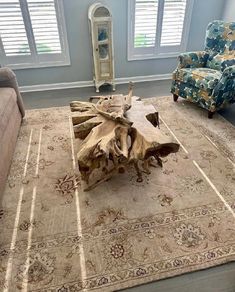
207;51;235;71
177;51;209;69
173;68;221;95
171;21;235;112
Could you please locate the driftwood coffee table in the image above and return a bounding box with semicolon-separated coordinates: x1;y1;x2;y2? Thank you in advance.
70;84;179;191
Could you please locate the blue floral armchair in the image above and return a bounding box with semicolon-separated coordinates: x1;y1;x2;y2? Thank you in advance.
171;20;235;118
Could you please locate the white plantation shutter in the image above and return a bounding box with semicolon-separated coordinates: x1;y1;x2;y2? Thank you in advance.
0;0;70;68
134;0;158;48
0;0;30;56
128;0;193;60
27;0;62;54
160;0;187;46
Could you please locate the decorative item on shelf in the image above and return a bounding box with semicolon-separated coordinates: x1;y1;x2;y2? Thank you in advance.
88;2;115;93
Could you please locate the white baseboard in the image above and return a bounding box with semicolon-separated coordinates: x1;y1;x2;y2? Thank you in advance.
20;73;171;93
20;80;93;93
115;73;171;84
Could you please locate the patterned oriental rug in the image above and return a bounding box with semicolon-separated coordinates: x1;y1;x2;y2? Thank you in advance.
1;96;235;292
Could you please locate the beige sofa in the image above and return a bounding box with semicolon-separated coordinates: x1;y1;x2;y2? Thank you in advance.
0;67;25;197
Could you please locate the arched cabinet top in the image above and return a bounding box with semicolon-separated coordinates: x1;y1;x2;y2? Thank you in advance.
88;3;111;20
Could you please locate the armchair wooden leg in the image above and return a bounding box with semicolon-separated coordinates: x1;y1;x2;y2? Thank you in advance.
173;94;179;102
208;111;214;119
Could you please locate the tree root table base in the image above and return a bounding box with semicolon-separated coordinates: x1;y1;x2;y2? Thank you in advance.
70;84;180;191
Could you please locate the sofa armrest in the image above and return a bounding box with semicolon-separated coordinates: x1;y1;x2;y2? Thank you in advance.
0;67;25;117
178;51;209;69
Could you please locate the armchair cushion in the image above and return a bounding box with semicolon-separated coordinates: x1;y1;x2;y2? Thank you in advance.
173;67;221;95
178;51;209;69
207;51;235;71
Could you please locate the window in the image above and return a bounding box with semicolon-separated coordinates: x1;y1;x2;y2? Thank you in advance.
0;0;70;69
128;0;194;60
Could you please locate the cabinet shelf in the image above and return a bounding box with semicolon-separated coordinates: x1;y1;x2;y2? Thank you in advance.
98;39;109;45
100;57;110;61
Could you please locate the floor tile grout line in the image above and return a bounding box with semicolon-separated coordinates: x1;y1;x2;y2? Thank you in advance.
3;129;33;292
21;128;42;292
68;117;87;285
161;117;235;219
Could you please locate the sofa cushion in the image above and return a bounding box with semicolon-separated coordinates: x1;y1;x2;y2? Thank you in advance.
173;68;222;94
0;87;17;141
207;52;235;71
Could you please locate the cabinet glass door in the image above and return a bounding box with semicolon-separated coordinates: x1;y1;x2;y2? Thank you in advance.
96;22;111;79
98;25;108;42
98;44;109;60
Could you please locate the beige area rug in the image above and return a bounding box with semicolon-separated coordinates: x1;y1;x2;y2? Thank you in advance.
1;97;235;292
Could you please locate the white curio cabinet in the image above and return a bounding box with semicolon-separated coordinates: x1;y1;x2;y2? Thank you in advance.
88;3;115;92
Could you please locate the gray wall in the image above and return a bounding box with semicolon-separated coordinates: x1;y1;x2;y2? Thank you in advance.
222;0;235;21
15;0;226;87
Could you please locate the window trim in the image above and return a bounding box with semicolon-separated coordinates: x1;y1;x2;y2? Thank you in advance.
0;0;70;70
127;0;194;61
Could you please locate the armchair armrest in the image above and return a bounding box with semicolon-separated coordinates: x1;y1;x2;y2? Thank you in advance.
212;65;235;107
178;51;209;69
221;58;235;71
0;67;25;117
214;65;235;91
222;65;235;77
